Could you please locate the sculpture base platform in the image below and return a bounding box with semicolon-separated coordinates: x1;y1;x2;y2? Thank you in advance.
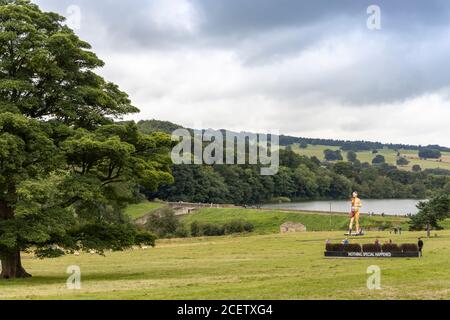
325;251;420;258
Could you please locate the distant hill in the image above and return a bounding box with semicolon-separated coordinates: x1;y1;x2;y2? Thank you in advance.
134;119;450;152
278;135;450;152
136;119;183;135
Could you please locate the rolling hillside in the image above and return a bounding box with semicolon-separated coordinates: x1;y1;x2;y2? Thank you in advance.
289;143;450;172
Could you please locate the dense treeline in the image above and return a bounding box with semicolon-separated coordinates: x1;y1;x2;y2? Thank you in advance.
280;136;450;153
146;149;450;205
134;120;449;205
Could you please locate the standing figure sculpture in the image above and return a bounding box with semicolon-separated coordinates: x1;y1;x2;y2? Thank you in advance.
348;191;362;235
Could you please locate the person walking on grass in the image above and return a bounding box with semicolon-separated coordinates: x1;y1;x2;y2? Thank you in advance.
418;238;424;257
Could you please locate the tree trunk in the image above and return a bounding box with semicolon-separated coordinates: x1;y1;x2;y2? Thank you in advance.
1;250;31;279
426;223;431;238
0;196;32;279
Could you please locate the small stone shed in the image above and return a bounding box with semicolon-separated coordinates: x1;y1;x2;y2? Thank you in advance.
280;222;307;233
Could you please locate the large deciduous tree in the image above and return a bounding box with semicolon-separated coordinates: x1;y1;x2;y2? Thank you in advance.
409;194;450;237
0;0;173;278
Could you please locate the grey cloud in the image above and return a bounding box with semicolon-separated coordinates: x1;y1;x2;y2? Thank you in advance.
33;0;450;145
36;0;450;48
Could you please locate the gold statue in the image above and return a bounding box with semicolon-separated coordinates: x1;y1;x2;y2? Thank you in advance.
348;191;362;235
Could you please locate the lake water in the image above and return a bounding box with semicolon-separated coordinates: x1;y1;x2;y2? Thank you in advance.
262;199;425;216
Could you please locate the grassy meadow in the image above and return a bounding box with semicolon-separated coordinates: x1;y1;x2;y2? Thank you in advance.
289;144;450;171
1;229;449;300
0;204;448;300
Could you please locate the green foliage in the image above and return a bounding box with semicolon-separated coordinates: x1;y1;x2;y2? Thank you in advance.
346;151;358;163
299;142;308;149
144;207;180;238
151;147;449;205
189;219;255;237
372;154;386;164
419;149;442;159
0;0;172;276
396;157;410;166
424;168;450;176
223;220;254;234
324;149;343;161
134;231;157;247
409;194;450;231
0;0;137;127
34;247;66;259
136;119;183;135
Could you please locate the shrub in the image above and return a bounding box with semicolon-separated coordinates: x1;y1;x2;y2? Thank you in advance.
174;224;190;238
299;142;308;149
382;243;401;252
144;207;180;238
326;243;344;252
372;155;386;164
190;222;224;236
362;244;381;253
324;149;343;161
400;243;419;252
134;231;157;247
190;221;201;237
190;220;255;237
419;149;441;159
223;220;254;234
396;157;410;166
344;244;362;252
202;223;225;236
243;222;254;232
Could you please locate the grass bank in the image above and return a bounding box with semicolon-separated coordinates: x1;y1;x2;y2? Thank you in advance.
181;207;410;233
125;201;165;219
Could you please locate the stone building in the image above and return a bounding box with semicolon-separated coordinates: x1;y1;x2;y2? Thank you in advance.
280;222;307;233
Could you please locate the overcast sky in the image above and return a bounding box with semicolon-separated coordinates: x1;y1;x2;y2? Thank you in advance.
34;0;450;146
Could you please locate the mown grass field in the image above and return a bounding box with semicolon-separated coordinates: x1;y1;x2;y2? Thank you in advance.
1;230;449;300
289;144;450;171
1;205;448;300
